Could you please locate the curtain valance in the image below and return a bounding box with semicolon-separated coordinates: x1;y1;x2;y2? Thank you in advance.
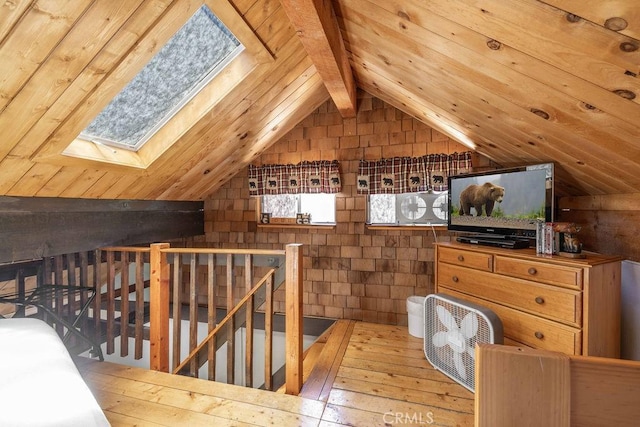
248;160;341;195
357;152;472;194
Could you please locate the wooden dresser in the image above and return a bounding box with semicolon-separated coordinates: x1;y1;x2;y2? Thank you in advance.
434;241;622;357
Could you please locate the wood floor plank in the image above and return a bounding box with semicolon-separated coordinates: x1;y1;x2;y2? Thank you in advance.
300;320;355;401
94;389;254;427
339;356;457;384
98;411;167;427
326;389;473;427
332;375;473;413
336;365;472;400
346;341;428;361
80;359;326;419
85;371;321;426
320;403;393;427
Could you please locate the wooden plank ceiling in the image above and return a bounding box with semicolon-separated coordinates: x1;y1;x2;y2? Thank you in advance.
0;0;638;200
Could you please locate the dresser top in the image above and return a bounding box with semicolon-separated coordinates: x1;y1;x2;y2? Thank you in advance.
436;241;623;267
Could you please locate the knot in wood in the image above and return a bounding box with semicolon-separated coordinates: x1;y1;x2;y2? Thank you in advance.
486;39;502;50
397;11;410;21
530;108;550;120
613;89;636;100
581;102;601;113
566;13;581;23
620;42;638;52
605;17;628;31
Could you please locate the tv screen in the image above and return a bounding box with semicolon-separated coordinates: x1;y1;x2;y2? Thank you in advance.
448;163;554;238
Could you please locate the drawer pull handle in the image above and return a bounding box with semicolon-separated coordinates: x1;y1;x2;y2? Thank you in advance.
534;331;544;340
457;255;464;262
528;267;537;275
452;276;459;283
535;296;545;304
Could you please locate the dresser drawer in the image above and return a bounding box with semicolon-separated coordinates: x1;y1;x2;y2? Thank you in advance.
437;263;582;326
442;289;581;355
437;246;493;272
494;256;583;290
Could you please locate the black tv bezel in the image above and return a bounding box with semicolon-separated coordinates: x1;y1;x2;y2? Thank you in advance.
447;163;554;239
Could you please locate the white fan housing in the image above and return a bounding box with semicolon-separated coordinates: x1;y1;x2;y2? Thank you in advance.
423;293;503;392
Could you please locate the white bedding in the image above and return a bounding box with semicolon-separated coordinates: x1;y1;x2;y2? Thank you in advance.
0;318;110;426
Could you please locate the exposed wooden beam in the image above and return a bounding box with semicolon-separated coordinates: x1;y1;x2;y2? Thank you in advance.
280;0;357;117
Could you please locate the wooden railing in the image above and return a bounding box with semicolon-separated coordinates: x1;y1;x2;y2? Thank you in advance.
96;247;150;359
0;250;120;356
101;243;304;395
1;243;305;394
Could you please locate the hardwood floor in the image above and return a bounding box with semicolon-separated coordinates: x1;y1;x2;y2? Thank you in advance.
78;321;474;426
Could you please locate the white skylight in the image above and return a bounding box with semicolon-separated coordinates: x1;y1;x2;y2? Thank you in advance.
80;5;243;151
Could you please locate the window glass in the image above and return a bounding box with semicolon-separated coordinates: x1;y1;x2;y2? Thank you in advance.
261;194;336;225
367;191;448;225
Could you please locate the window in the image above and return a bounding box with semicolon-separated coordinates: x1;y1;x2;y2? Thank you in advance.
34;0;274;169
261;194;336;225
80;5;243;151
367;191;448;226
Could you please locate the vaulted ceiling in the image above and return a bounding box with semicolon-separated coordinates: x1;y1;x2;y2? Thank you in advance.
0;0;638;200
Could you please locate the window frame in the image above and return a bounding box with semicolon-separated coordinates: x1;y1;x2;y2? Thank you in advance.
257;193;337;228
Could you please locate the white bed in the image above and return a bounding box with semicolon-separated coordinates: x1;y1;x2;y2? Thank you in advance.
0;318;110;426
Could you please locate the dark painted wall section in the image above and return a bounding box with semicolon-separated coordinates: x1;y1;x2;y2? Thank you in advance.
0;197;204;263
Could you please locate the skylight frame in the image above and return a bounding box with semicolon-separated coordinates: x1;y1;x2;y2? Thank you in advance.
79;6;244;152
32;0;274;170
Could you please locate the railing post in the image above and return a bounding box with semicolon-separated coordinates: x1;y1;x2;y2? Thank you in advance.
150;243;170;372
285;243;303;395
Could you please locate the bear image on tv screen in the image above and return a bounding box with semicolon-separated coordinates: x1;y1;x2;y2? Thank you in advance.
459;182;505;217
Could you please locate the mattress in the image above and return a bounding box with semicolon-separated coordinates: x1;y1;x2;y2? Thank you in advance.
0;318;110;426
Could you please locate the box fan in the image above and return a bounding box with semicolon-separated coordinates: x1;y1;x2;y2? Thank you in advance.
396;192;447;224
423;293;503;392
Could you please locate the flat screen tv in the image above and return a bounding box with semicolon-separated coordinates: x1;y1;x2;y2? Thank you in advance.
447;163;554;239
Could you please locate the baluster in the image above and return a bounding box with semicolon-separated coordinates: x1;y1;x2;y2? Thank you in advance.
79;251;89;338
92;250;102;346
189;253;198;377
120;251;130;357
135;251;144;360
264;273;274;391
226;253;235;384
171;252;182;371
106;251;115;355
54;255;64;335
245;292;254;388
207;253;216;381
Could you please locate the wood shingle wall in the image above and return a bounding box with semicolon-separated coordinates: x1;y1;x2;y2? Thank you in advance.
198;92;491;324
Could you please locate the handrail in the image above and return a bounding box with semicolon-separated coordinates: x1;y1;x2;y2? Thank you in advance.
159;248;286;255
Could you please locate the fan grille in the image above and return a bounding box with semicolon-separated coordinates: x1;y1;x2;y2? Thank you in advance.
423;294;502;392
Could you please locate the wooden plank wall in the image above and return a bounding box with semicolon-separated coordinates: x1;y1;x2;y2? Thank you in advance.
558;194;640;262
0;197;203;263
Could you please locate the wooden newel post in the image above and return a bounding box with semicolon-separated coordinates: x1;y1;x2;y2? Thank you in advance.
285;243;303;395
150;243;170;372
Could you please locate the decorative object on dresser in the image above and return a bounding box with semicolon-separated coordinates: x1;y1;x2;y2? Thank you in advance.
553;222;585;258
435;242;622;357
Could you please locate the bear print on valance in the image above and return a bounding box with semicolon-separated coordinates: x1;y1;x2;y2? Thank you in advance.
357;152;472;194
248;160;341;195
